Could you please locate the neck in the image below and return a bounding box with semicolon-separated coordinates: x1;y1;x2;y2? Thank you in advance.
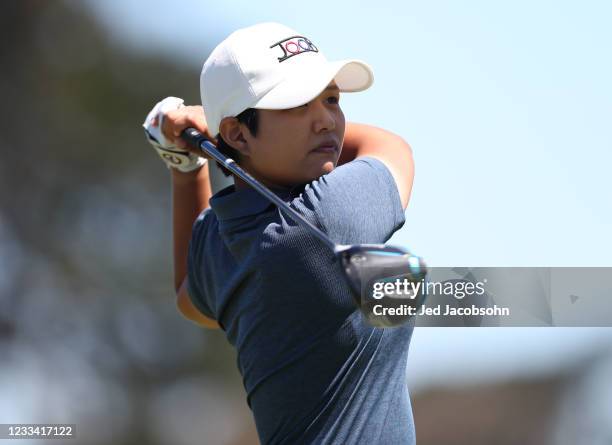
233;175;253;190
232;172;295;192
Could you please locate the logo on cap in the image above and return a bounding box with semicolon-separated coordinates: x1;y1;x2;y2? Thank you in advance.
270;35;319;63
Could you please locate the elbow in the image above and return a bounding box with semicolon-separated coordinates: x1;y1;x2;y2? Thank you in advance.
396;135;414;156
175;281;220;329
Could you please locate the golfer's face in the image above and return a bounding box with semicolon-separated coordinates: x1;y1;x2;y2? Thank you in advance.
248;81;345;186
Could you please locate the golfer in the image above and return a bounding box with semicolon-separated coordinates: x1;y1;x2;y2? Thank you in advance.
143;22;416;444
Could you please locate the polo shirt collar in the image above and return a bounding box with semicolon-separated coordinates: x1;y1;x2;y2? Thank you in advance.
210;182;305;221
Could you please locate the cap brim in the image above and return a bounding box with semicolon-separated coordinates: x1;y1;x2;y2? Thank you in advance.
251;59;373;110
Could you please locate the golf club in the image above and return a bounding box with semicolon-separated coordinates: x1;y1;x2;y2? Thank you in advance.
181;127;428;327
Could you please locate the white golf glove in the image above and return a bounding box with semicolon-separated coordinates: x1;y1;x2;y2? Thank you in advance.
142;96;208;172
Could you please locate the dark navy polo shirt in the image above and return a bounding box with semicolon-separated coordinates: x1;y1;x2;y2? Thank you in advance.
187;157;416;444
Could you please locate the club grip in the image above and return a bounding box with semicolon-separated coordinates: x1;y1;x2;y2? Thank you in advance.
180;127;209;151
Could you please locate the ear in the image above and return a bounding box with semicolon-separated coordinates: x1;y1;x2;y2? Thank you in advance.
219;117;250;157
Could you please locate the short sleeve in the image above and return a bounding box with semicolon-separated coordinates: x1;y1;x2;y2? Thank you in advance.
296;156;406;245
186;208;216;320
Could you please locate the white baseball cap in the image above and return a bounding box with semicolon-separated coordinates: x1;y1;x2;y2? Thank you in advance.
200;22;374;136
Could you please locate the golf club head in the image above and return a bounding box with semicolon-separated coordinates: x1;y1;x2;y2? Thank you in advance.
338;244;428;328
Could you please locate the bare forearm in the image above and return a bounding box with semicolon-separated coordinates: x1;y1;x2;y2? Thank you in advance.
171;163;213;292
338;122;406;165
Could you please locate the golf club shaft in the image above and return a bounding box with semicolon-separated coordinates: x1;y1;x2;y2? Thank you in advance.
182;127;339;252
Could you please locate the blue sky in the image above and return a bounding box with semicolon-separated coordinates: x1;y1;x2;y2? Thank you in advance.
83;0;612;386
86;0;611;267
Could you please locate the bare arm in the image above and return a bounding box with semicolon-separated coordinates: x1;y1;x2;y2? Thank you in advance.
158;105;220;329
171;166;212;293
338;122;415;209
171;165;219;329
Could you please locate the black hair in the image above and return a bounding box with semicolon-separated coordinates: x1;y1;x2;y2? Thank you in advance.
215;108;259;177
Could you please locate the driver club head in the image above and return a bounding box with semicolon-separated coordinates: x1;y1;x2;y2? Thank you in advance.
338;244;428;328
